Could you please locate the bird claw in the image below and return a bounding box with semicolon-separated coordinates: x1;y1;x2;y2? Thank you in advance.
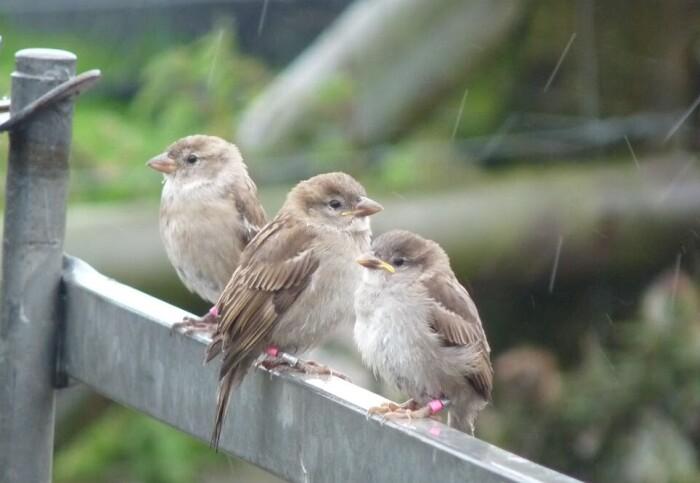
367;399;417;416
367;402;402;416
294;359;351;381
373;400;443;424
256;353;350;381
170;312;217;336
257;355;289;372
382;406;432;422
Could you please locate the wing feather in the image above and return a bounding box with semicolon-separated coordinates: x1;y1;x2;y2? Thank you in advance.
207;213;319;447
422;272;493;400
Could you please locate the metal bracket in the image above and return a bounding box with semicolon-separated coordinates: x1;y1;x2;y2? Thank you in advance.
54;276;72;389
0;35;7;124
0;69;101;133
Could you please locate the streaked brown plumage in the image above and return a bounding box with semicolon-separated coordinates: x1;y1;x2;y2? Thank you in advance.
354;230;493;433
147;135;267;320
206;172;382;447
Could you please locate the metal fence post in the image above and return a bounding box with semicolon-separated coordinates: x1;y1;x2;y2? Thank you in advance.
0;49;77;483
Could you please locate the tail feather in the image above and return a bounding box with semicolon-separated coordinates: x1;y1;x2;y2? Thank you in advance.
447;408;476;435
210;365;248;450
447;395;488;435
205;337;222;363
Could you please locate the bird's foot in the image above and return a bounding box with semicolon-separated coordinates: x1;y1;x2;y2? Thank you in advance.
257;346;350;381
171;307;218;336
293;359;350;381
380;399;450;423
367;399;418;416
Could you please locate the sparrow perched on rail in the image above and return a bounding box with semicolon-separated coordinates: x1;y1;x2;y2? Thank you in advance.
147;135;267;330
206;172;382;448
353;230;493;434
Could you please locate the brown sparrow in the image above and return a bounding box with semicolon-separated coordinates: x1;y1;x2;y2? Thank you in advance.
354;230;493;434
206;172;382;447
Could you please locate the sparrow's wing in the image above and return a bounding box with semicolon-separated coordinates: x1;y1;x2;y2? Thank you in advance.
206;213;319;447
231;177;268;245
213;212;318;359
422;272;493;400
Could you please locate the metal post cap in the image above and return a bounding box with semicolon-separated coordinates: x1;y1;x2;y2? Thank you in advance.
15;48;76;78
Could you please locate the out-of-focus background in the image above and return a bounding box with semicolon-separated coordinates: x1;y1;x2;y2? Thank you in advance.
2;1;700;481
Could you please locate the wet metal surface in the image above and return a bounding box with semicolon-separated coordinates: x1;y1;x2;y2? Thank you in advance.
0;48;76;483
62;256;580;483
0;68;101;132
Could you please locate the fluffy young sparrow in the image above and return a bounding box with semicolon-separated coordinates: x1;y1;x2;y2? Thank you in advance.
354;230;493;434
206;172;382;447
147;135;267;329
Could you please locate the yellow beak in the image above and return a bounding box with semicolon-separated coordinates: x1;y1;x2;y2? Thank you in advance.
357;257;395;273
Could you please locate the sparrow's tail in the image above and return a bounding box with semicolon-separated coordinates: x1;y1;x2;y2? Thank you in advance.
210;364;248;450
447;408;476;435
447;394;488;435
205;336;222;363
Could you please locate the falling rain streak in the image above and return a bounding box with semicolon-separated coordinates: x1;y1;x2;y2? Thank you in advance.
657;159;694;204
664;92;700;143
548;235;564;294
451;88;469;140
206;29;225;88
623;135;640;170
258;0;271;37
599;346;620;382
543;33;577;93
671;252;682;311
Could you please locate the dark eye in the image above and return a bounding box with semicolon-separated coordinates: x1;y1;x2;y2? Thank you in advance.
329;199;342;209
185;153;198;165
392;257;405;267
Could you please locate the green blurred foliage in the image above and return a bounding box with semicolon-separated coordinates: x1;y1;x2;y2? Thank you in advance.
0;18;513;204
132;25;267;138
482;270;700;483
55;405;225;483
0;23;269;204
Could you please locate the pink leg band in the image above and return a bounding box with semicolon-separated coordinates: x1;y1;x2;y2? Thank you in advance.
209;306;219;317
428;399;446;415
265;345;279;357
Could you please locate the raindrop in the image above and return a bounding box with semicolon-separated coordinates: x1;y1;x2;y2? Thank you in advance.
548;235;564;294
258;0;271;37
664;92;700;143
623;135;640;170
671;252;682;311
451;87;469;140
543;33;577;93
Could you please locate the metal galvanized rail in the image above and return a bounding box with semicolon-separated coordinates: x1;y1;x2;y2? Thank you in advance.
61;256;578;483
0;48;581;483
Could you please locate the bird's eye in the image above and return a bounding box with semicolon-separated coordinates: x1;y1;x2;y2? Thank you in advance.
329;199;342;209
392;257;405;267
186;153;198;165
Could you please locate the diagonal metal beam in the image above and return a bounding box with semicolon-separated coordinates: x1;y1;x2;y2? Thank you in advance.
0;69;101;133
61;256;579;483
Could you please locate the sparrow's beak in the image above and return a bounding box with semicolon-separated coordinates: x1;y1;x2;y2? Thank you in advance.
357;256;395;273
147;153;177;174
342;196;383;217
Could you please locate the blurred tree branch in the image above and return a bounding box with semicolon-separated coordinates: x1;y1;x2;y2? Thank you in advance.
236;0;530;153
376;156;700;285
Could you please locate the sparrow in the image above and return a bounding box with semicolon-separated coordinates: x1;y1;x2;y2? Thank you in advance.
205;172;383;447
353;230;493;434
147;135;267;330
